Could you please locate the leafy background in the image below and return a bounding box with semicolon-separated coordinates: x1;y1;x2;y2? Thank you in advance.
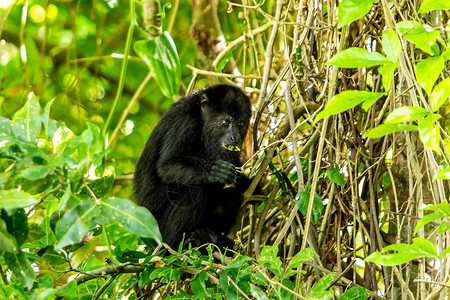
0;0;450;299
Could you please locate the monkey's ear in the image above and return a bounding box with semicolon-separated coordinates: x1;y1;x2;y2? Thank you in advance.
200;94;209;106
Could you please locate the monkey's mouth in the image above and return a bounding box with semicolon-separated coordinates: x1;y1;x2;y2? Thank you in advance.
223;144;241;152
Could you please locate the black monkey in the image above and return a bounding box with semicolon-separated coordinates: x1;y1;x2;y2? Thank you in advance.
133;85;251;249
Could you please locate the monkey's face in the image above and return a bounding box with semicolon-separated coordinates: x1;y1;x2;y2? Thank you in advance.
201;110;249;154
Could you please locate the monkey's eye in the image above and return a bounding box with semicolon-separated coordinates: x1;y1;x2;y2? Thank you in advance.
222;120;230;127
238;121;245;127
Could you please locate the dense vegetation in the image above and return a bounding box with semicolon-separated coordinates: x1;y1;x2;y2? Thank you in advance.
0;0;449;299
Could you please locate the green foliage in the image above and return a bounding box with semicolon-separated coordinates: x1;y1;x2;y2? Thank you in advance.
366;200;450;266
365;237;438;266
337;0;377;28
397;21;440;55
134;31;181;98
313;91;384;124
326;47;388;68
295;192;324;224
0;95;161;293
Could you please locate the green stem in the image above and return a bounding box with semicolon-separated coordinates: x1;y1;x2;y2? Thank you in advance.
102;0;135;143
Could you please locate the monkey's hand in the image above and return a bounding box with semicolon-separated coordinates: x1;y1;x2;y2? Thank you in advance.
207;160;237;184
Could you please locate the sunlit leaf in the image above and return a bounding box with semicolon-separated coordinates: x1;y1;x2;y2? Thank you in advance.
384;106;429;124
365;123;418;139
397;21;440;54
418;113;441;153
416;57;445;96
434;166;450;180
101;198;162;244
366;238;438;266
430;78;450;112
327;47;388;68
314;91;384;124
418;0;450;13
414;213;444;235
337;0;377;28
382;30;402;62
378;62;399;93
0;190;39;210
12;92;41;143
134;31;181;98
420;199;450;216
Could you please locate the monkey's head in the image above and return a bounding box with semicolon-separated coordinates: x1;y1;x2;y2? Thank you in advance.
199;85;251;157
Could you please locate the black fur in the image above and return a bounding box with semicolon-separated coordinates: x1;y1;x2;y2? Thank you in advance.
133;85;251;249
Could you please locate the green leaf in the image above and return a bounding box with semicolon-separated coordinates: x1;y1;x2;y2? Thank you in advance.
430;78;450;112
55;202;100;249
17;165;51;181
416;57;445;96
40;246;67;265
337;0;377;28
4;251;36;290
42;99;58;140
0;218;17;252
420;199;450;216
434;166;450;180
101;198;162;244
440;246;450;258
438;222;450;234
288;248;315;269
79;176;114;200
338;286;370;300
24;36;41;85
397;21;440;55
216;52;233;73
418;113;441;153
326;167;345;187
295;192;324;224
365;124;418;139
0;190;39;210
307;274;335;299
382;30;402;62
257;244;282;274
378;62;399;93
327;47;389;68
250;284;268;300
3;209;28;247
384;106;429;124
365;238;437;266
12;92;41;143
0;117;12;136
414;213;444;235
314;91;384;124
134;31;181;98
418;0;450;13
